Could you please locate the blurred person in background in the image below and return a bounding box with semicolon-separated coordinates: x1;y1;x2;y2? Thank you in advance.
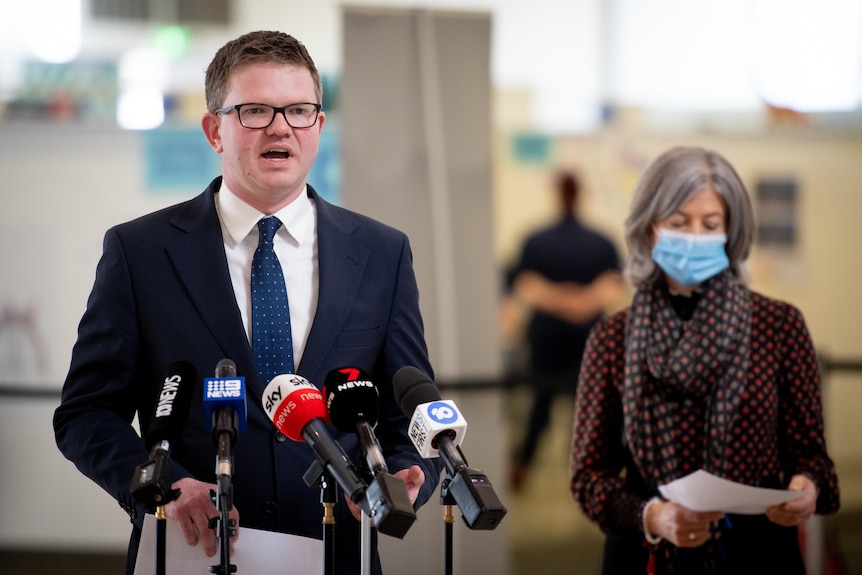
570;146;839;574
504;171;622;491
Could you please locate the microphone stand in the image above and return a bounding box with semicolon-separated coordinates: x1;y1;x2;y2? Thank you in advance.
440;479;455;575
323;472;337;575
209;485;235;575
361;511;372;575
303;462;336;575
130;440;181;575
156;505;168;575
209;410;238;575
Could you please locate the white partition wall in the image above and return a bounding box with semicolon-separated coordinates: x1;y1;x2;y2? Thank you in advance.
341;7;509;575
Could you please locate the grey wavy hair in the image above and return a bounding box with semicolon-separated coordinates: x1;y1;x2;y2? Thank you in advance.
624;146;755;288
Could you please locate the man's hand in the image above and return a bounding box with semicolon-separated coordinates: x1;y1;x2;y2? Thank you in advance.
394;465;426;504
164;477;240;557
345;465;426;522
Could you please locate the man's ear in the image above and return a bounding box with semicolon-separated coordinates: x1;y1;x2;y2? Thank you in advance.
201;112;223;153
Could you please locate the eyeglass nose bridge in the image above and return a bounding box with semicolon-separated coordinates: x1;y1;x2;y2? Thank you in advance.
268;106;294;129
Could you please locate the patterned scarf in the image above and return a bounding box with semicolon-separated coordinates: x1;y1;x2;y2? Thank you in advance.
623;269;752;492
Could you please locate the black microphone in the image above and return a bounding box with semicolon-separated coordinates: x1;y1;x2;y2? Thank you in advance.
325;367;385;474
393;366;507;530
325;367;417;538
130;361;197;510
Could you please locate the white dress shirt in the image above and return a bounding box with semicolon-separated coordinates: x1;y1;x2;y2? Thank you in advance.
215;183;319;372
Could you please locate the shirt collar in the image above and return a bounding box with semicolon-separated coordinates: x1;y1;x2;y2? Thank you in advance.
217;182;312;246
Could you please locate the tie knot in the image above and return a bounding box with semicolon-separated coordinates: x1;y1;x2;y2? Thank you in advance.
258;216;282;244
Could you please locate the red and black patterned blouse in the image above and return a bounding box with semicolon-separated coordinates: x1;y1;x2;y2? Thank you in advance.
570;281;840;540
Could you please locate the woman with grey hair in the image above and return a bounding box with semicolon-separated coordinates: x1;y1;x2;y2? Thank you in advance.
570;146;839;573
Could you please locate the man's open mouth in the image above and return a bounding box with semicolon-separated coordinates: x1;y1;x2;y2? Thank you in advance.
263;150;291;159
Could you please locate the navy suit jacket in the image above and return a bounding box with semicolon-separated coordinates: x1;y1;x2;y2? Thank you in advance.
54;177;441;574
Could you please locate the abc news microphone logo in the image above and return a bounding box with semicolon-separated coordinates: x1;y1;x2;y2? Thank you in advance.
205;378;244;399
154;374;182;418
408;400;462;457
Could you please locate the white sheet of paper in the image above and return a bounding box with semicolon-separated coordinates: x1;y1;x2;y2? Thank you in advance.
658;469;814;514
134;513;323;575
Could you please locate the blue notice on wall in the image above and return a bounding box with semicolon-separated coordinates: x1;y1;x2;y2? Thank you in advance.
307;122;341;205
512;133;551;164
143;128;221;193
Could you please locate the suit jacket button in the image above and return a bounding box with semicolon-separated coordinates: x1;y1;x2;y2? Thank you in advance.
264;501;277;515
275;431;286;443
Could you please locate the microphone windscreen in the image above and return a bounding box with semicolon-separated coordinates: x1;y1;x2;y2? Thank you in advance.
215;358;236;378
261;374;327;441
146;360;197;450
324;367;379;432
393;366;441;416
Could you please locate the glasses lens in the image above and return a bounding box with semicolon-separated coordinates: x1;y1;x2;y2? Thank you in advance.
283;104;319;128
238;105;275;129
237;104;319;128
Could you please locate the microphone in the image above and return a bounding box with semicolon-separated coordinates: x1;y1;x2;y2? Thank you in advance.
261;373;367;505
202;359;247;517
325;367;384;474
130;361;197;510
393;366;507;530
203;358;248;443
325;367;417;538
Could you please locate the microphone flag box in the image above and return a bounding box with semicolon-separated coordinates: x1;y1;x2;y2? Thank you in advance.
203;376;248;431
408;400;467;458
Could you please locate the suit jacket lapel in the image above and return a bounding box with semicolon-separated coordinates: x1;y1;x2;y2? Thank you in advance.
299;187;370;382
164;179;259;387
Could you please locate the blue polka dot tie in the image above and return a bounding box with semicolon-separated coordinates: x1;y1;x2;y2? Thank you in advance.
251;216;295;385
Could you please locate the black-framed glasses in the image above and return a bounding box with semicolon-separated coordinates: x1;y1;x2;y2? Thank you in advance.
215;102;322;129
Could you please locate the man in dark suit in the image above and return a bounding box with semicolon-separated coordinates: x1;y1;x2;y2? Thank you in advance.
53;31;440;575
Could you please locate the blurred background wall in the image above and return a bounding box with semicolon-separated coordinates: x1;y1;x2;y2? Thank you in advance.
1;0;861;573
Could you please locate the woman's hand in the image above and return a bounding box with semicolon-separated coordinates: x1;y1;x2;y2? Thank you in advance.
765;474;817;527
645;499;724;548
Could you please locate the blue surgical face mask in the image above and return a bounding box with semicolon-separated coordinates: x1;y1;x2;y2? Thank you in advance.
651;228;729;287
